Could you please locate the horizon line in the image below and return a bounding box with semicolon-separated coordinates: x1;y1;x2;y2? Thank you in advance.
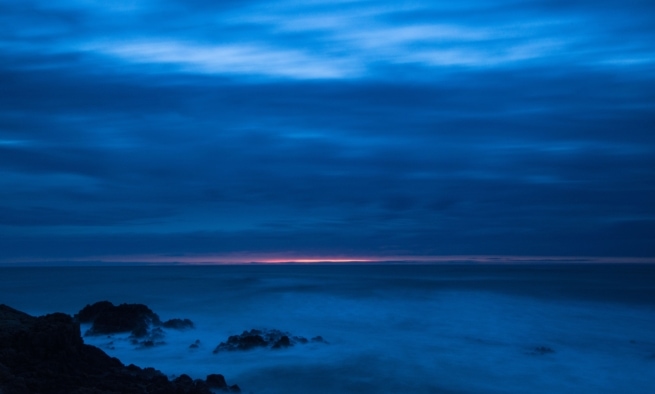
2;255;655;266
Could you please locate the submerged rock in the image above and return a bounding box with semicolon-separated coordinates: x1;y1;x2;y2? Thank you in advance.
213;329;326;353
0;304;238;394
530;346;555;355
131;326;167;348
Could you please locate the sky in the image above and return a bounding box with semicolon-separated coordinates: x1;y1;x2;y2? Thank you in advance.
1;0;654;264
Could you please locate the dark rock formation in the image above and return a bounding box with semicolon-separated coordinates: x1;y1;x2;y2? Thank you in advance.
206;373;241;392
213;329;326;353
530;346;555;355
0;304;238;394
163;318;194;329
130;327;166;348
77;301;162;337
189;339;201;349
76;301;195;349
75;300;114;322
271;335;291;349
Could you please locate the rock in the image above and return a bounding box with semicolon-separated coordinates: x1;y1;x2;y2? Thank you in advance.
173;374;195;390
150;327;165;339
206;373;228;388
138;339;166;348
217;331;268;352
163;318;195;329
530;346;555;355
0;304;237;394
190;339;201;349
130;327;166;348
205;374;241;392
76;301;195;349
77;301;161;336
272;335;292;349
130;321;150;338
213;329;325;353
76;300;114;322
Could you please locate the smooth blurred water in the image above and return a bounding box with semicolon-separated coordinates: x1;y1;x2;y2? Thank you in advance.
1;264;654;393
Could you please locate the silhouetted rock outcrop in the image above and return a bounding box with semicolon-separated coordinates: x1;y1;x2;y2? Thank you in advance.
77;301;162;337
206;373;241;392
76;301;194;348
213;329;326;353
0;304;238;394
163;318;195;329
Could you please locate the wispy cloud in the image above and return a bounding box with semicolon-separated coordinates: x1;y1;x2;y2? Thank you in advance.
86;39;361;79
5;0;653;78
1;0;655;261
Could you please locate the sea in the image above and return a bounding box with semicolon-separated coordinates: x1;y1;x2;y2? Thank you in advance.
1;263;654;394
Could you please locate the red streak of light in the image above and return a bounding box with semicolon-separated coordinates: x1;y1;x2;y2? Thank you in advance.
6;254;655;265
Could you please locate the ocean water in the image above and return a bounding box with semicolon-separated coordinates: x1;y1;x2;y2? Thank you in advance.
1;264;654;393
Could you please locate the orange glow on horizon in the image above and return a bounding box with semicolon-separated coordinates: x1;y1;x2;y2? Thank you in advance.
254;258;375;264
6;254;655;265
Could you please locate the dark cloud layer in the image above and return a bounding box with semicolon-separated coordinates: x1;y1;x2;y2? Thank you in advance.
1;0;654;262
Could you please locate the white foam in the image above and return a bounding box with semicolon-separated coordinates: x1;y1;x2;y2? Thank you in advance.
81;289;655;394
5;266;655;393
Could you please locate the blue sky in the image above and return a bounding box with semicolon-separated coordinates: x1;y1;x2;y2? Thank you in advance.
1;0;654;263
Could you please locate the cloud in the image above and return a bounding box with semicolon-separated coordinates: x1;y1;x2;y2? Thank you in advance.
86;40;361;79
1;0;655;261
4;0;655;80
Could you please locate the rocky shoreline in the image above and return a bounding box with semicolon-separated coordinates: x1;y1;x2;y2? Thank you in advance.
0;304;240;394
